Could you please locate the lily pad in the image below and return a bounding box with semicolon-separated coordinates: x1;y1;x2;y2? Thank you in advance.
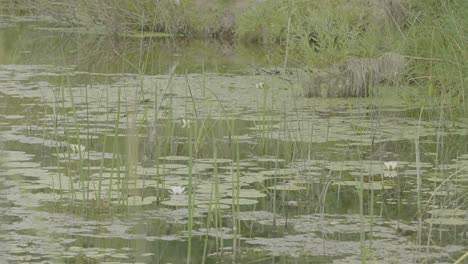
2;161;40;168
333;181;359;186
424;218;467;226
425;177;445;183
118;196;157;206
161;199;189;207
239;173;270;184
231;189;267;198
254;157;286;163
267;184;307;191
196;203;230;210
219;198;258;205
159;156;191;162
196;158;233;165
428;209;467;217
261;169;296;177
357;182;393;190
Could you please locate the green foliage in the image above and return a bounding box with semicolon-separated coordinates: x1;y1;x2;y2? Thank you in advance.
29;0;467;107
238;0;467;106
237;0;396;66
237;0;289;44
404;0;467;107
31;0;225;36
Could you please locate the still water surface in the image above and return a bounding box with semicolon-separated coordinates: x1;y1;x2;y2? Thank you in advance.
0;11;467;264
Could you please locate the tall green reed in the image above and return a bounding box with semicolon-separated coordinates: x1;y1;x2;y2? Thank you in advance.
52;85;63;200
186;120;193;264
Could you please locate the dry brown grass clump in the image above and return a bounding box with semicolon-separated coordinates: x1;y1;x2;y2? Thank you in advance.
303;52;405;97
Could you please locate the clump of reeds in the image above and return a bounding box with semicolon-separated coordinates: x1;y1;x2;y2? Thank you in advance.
303;52;405;97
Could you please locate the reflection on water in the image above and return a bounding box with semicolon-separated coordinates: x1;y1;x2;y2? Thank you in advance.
1;12;467;264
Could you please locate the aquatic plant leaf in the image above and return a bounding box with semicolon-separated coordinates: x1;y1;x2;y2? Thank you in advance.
428;209;467;217
267;184;307;191
219;198;258;205
231;189;266;198
424;218;467;226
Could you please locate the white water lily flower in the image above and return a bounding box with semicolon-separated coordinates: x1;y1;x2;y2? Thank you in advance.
70;144;85;154
169;186;186;195
181;119;190;128
384;161;397;170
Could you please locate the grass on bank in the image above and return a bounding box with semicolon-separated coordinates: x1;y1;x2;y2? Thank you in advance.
25;0;468;109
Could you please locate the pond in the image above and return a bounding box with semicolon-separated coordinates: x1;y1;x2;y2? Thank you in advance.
1;11;467;264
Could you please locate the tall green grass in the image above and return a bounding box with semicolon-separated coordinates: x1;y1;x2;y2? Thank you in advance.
405;0;467;109
28;0;467;108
